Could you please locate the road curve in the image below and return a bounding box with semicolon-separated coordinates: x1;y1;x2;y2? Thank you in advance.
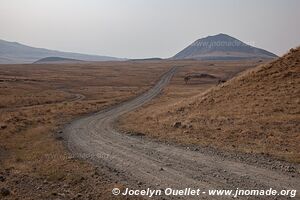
64;66;299;199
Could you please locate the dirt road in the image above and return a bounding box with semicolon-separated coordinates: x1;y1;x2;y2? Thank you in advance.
63;67;299;199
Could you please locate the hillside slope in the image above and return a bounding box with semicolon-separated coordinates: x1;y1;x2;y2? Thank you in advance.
122;47;300;162
173;33;277;60
0;39;123;64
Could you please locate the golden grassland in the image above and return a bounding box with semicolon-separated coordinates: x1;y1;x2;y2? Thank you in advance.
119;49;300;163
0;58;269;199
0;61;173;199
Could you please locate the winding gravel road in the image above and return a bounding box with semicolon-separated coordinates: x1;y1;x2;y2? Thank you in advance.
64;66;299;199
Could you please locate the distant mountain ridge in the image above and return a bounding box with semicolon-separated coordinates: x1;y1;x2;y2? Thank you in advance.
129;57;163;61
0;39;124;64
33;57;83;64
173;33;277;60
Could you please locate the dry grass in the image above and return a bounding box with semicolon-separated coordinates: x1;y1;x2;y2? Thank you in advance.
119;51;300;163
1;57;289;199
0;61;176;199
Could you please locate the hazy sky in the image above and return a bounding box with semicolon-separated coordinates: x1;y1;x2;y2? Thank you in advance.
0;0;299;58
